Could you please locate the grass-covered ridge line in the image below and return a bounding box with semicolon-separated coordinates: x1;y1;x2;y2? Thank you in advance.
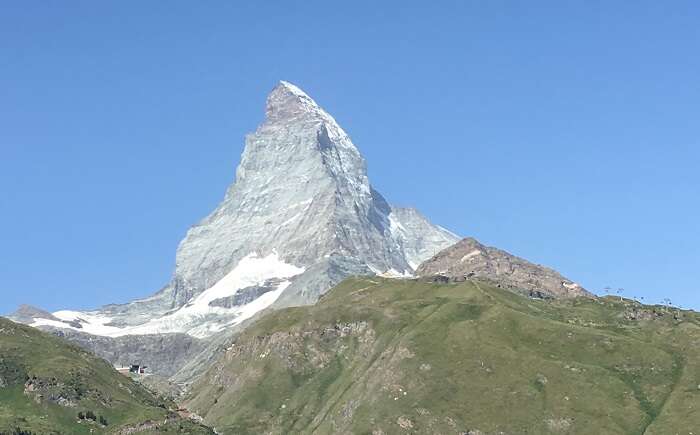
0;317;213;435
186;277;700;435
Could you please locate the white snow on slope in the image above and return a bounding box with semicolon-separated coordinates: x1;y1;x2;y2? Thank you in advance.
460;250;482;262
368;264;412;279
190;251;303;309
31;252;304;339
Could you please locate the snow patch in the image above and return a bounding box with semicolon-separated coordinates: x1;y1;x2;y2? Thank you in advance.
368;264;412;278
379;268;413;279
460;250;482;262
32;311;123;336
32;252;304;339
191;251;303;309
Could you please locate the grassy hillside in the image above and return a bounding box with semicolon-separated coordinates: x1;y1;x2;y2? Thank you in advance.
186;277;700;435
0;317;213;435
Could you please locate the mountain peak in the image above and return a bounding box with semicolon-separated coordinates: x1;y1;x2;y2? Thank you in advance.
278;80;310;98
416;237;591;298
266;80;323;120
8;304;59;323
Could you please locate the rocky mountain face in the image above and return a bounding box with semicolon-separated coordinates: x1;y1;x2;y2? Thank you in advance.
156;80;457;315
10;81;458;379
50;329;206;378
415;237;592;298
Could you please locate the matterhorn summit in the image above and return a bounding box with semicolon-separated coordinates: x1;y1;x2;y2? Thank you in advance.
15;81;458;345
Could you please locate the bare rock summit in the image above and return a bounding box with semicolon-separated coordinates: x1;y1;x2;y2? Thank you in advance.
416;237;592;298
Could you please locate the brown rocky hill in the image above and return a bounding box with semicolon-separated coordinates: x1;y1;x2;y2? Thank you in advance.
415;237;592;299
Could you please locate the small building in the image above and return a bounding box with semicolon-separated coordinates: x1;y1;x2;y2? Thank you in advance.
129;364;148;374
115;364;148;375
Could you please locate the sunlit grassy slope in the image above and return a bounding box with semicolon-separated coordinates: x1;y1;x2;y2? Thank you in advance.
0;317;213;435
186;277;700;435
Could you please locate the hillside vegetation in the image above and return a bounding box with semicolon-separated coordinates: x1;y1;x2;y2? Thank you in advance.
0;317;213;435
186;277;700;435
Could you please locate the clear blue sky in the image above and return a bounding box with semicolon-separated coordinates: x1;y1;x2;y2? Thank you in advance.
2;1;699;314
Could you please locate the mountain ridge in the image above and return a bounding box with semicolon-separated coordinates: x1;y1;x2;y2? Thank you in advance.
184;276;700;434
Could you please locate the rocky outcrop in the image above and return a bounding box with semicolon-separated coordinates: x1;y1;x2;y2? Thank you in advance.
0;355;26;388
23;375;98;407
49;330;205;378
416;237;592;298
208;279;284;308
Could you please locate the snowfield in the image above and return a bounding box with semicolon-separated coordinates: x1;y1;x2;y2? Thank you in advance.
32;252;304;338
